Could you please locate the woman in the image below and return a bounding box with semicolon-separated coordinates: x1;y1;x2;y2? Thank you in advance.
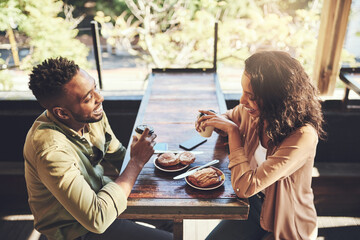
196;51;325;240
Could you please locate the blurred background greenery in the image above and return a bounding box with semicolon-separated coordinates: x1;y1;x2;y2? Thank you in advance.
0;0;358;92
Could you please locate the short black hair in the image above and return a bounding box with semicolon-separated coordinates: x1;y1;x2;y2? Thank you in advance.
29;57;79;107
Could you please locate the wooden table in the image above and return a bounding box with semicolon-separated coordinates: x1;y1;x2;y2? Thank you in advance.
119;71;249;240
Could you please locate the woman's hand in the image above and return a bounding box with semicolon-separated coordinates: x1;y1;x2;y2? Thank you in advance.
196;110;244;152
195;110;237;137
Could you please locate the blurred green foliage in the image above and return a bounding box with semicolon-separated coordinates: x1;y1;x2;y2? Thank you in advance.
95;0;355;76
0;57;12;90
0;0;90;90
0;0;357;91
63;0;129;18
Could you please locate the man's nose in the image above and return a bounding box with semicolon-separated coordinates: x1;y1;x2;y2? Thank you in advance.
95;90;104;103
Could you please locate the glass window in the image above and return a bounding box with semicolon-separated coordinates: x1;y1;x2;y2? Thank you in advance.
1;0;357;100
337;0;360;100
344;0;360;64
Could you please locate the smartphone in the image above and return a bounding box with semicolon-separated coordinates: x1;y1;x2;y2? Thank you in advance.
179;135;207;151
154;142;168;151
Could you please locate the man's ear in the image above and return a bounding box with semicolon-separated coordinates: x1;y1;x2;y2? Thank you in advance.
52;107;70;120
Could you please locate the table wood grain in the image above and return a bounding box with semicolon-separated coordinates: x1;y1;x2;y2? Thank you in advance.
119;72;248;240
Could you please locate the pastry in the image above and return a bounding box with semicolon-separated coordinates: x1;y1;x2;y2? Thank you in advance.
187;167;221;188
177;151;196;165
157;152;179;167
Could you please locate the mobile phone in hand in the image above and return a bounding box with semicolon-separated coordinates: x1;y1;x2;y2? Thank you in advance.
179;135;207;151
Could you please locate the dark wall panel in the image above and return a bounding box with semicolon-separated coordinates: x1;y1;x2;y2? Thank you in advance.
226;98;360;163
0;99;140;162
1;98;359;163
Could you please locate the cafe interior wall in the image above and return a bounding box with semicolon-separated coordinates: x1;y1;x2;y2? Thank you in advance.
0;95;359;167
0;97;141;164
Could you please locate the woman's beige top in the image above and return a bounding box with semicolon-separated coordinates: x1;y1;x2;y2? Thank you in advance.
225;104;318;240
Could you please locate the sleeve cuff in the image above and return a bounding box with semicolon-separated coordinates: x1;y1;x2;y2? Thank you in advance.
228;147;249;168
100;182;127;216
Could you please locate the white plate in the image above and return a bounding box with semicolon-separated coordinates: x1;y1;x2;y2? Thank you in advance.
153;157;190;172
185;166;225;190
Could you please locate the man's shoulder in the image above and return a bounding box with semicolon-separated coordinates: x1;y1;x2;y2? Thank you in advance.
27;115;69;149
24;115;72;163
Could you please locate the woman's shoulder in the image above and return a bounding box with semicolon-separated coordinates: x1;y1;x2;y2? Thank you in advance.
297;124;318;136
285;124;318;146
270;124;318;155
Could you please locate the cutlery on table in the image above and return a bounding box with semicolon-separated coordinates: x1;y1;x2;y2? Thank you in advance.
173;159;220;180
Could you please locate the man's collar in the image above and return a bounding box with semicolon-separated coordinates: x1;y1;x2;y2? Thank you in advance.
45;110;90;137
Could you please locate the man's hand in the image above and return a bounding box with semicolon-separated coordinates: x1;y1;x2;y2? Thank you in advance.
130;128;157;168
115;128;157;197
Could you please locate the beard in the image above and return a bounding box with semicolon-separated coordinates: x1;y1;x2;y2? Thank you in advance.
70;110;103;123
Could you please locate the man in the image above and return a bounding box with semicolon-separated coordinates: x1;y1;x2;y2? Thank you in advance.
24;57;172;240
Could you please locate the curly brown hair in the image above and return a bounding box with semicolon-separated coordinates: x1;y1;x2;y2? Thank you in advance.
29;57;79;108
244;51;326;146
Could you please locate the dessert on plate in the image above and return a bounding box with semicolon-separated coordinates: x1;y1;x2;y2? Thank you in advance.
176;151;196;165
187;167;222;188
157;152;179;167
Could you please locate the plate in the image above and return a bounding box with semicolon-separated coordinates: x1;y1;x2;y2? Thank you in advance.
153;157;190;172
185;166;225;190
